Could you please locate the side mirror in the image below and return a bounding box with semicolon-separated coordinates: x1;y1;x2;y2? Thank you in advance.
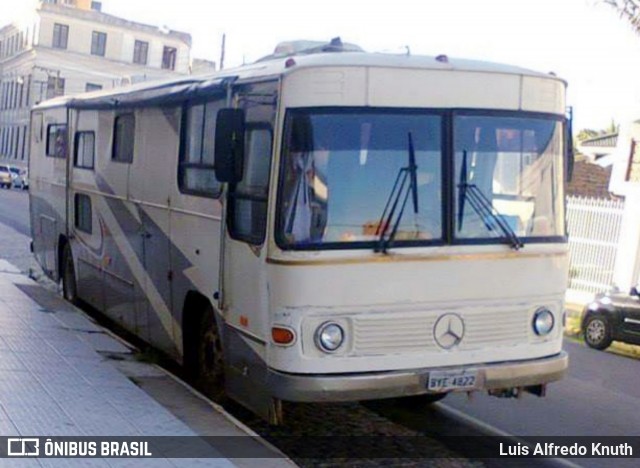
631;286;639;298
214;108;245;184
565;107;574;182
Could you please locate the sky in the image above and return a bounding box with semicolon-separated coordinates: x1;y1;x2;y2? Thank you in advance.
3;0;640;131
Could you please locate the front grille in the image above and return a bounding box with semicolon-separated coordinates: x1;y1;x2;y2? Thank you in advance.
352;306;530;356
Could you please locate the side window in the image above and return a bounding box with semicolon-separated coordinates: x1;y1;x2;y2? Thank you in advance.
74;193;92;234
178;100;222;197
46;124;67;158
112;113;134;163
74;131;95;169
228;126;272;244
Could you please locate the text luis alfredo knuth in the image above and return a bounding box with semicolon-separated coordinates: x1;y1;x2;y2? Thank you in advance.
500;442;633;457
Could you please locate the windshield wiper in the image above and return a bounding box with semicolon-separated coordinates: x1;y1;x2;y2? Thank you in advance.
375;132;419;253
457;150;524;250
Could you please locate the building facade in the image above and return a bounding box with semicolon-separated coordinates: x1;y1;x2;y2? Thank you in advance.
0;0;193;165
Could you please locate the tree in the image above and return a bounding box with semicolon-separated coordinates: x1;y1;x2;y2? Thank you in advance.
603;0;640;32
575;121;619;143
605;118;619;134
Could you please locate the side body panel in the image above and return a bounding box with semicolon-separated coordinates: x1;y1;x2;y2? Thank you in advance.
29;107;69;281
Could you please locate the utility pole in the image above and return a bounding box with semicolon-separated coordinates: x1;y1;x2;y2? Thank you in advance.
220;33;226;70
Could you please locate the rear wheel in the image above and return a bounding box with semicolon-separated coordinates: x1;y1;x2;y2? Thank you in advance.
61;244;80;305
196;306;226;403
584;314;613;350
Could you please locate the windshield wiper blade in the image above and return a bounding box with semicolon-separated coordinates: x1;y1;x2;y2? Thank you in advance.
458;150;469;230
459;182;524;250
375;132;419;253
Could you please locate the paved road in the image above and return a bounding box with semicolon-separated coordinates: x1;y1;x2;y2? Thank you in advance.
438;339;639;466
0;186;30;236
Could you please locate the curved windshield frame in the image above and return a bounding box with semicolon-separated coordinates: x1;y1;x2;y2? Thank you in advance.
275;108;566;251
454;112;565;243
276;108;444;250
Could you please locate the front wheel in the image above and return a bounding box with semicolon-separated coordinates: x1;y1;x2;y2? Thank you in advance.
196;306;226;403
584;314;613;350
61;244;80;305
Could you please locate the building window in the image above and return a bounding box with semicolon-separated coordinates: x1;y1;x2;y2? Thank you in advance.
178;100;223;197
46;124;67;158
18;78;24;108
74;131;95;169
25;75;31;106
112;114;135;163
52;23;69;49
46;76;65;99
91;31;107;56
162;46;177;70
21;125;27;160
133;40;149;65
91;2;102;12
75;193;92;234
85;83;102;92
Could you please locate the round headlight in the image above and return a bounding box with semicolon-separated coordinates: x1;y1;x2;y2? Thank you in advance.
315;322;344;352
533;308;555;336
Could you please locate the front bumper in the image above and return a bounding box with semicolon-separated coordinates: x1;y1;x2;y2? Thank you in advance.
268;351;568;402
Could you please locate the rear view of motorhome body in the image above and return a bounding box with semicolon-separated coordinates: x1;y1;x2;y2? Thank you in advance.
30;41;570;423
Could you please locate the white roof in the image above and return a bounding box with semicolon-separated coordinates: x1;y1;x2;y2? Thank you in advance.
34;51;565;111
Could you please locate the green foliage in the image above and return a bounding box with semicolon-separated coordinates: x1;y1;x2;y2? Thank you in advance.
576;129;599;142
602;1;640;34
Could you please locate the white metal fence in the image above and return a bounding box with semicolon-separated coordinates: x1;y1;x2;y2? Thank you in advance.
566;196;625;294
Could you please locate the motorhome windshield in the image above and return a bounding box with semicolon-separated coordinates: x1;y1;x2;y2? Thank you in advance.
277;109;443;249
276;109;565;250
454;114;564;242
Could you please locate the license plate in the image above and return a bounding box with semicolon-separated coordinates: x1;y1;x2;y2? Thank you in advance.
427;369;478;391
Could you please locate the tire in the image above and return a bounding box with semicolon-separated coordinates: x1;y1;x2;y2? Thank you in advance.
195;306;226;403
584;314;613;350
61;243;80;305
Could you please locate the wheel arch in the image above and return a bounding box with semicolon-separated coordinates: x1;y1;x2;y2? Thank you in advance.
57;234;69;281
181;290;223;370
581;304;617;330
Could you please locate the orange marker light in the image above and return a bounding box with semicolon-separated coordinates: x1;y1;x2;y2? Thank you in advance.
240;316;249;327
272;327;295;345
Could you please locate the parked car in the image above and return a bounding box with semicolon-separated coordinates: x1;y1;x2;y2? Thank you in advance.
582;287;640;350
0;165;12;189
8;166;28;190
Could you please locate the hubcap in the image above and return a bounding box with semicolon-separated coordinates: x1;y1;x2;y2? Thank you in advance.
201;327;223;381
586;319;605;344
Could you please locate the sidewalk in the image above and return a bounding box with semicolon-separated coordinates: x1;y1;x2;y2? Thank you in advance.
0;259;292;467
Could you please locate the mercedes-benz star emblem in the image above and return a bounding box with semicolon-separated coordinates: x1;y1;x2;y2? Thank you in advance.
433;313;465;349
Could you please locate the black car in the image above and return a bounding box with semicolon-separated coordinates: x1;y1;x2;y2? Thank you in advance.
582;287;640;350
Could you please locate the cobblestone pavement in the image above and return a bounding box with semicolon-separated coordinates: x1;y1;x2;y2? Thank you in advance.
227;401;485;468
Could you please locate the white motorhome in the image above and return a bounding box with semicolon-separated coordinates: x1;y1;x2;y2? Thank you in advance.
30;40;570;423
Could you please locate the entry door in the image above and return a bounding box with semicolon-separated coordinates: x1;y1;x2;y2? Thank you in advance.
222;122;273;413
222;124;273;337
